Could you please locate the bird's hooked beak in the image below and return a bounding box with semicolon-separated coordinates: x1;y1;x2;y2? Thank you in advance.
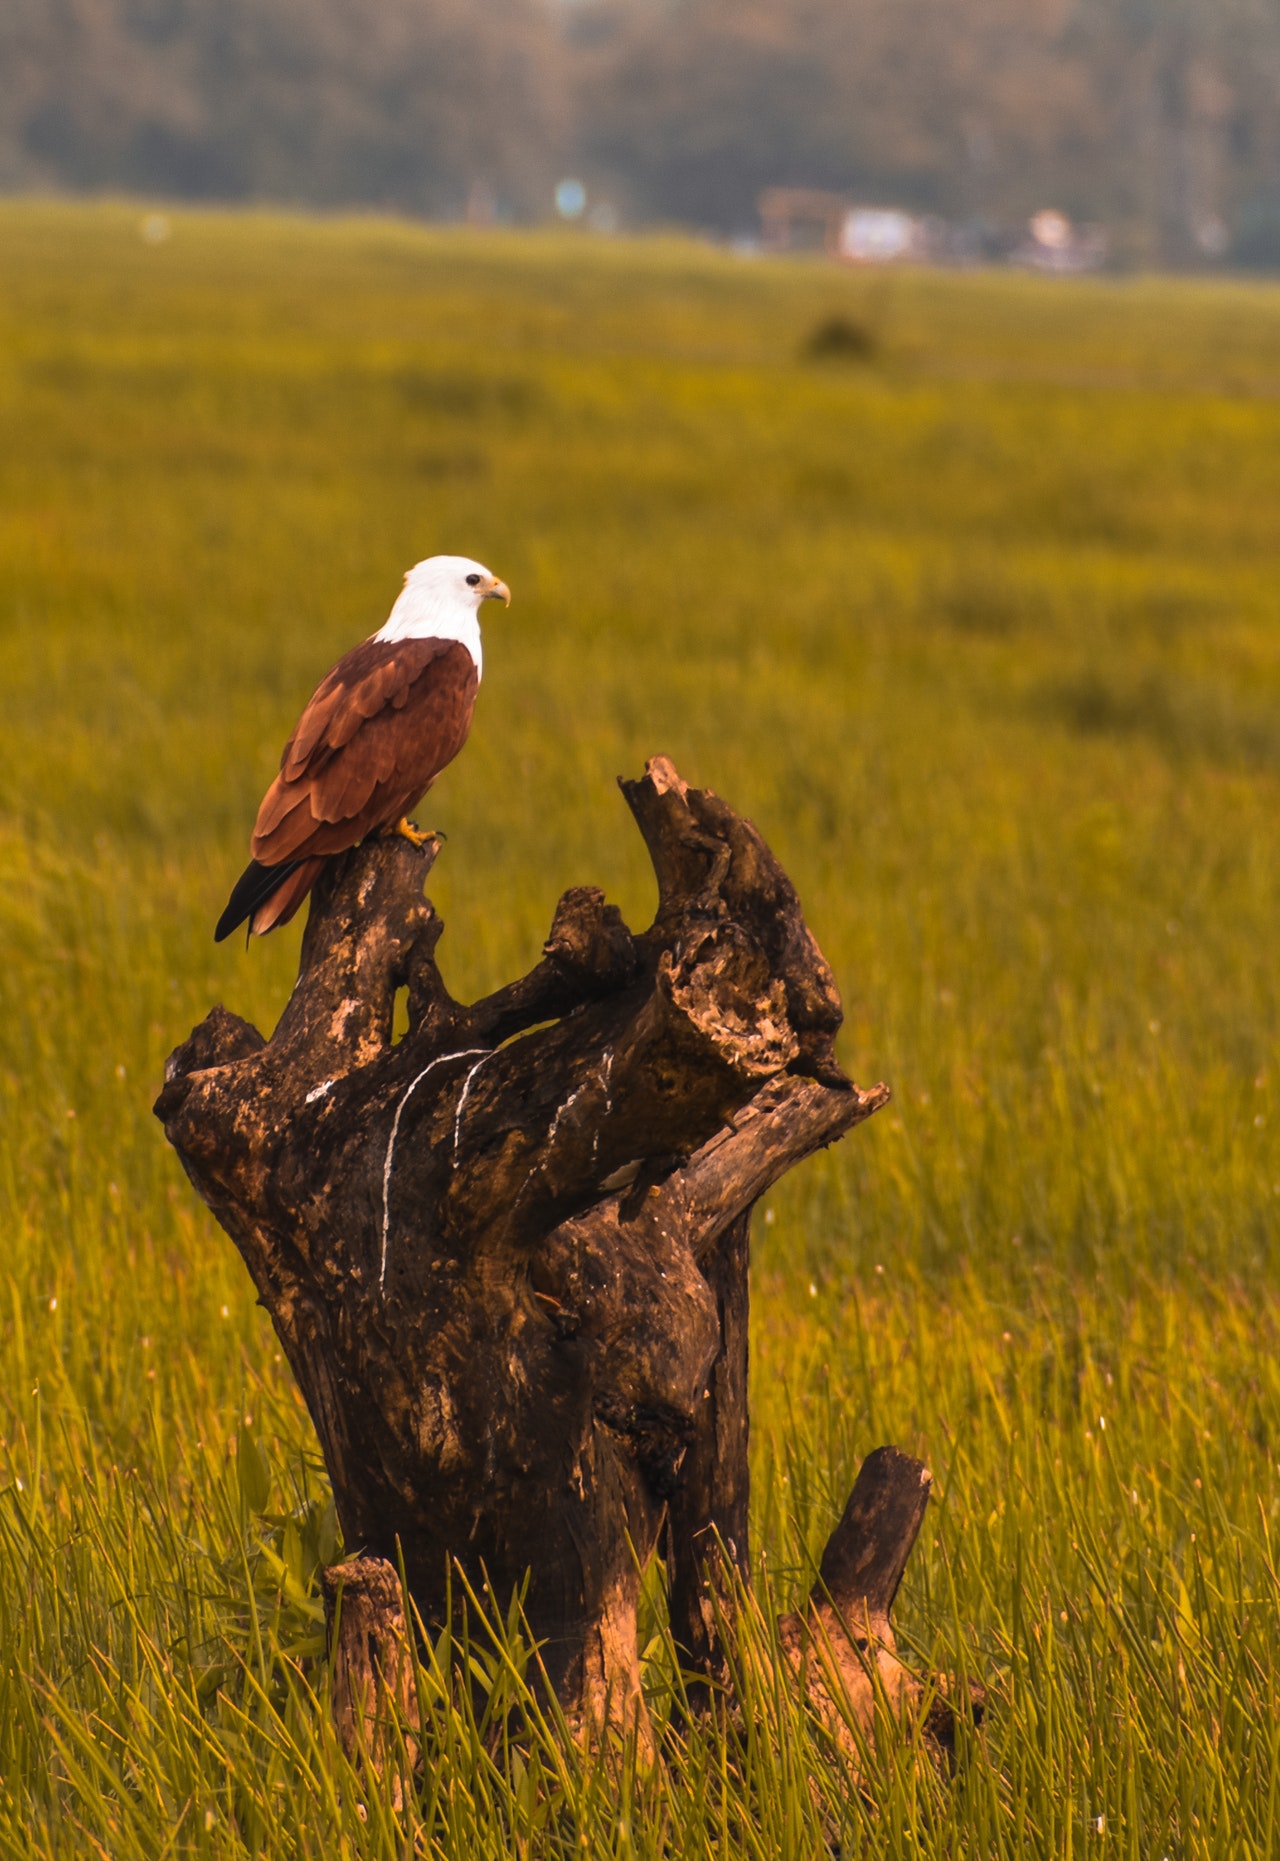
483;576;511;607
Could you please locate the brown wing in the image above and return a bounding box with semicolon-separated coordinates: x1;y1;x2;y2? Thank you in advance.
250;637;478;866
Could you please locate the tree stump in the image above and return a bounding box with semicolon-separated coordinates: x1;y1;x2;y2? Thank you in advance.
156;757;968;1762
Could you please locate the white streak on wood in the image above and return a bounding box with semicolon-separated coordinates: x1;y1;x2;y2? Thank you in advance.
592;1048;616;1162
452;1049;499;1158
380;1048;488;1292
546;1078;588;1145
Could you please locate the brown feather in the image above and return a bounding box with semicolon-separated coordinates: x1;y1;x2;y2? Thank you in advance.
253;786;311;845
250;637;478;873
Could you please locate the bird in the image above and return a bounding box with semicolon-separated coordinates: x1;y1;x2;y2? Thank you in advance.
215;554;510;942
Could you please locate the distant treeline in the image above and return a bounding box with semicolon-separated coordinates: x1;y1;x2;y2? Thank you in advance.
5;0;1280;265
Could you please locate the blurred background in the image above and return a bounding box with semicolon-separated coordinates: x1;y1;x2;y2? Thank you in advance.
6;0;1280;270
4;5;1280;1850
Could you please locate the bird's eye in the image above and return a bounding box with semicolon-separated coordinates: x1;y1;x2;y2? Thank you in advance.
465;573;482;586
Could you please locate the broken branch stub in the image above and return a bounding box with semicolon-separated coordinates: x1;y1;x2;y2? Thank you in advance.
322;1557;421;1790
156;756;961;1761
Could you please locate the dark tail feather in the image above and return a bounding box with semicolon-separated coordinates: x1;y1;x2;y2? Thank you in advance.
249;857;326;935
215;858;305;943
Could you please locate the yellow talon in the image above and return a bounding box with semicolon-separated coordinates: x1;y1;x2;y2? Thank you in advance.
393;818;441;849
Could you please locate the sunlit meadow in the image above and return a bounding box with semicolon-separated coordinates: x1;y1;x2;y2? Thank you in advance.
1;200;1279;1856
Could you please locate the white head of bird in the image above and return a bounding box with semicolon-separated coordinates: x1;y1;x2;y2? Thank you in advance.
374;554;511;673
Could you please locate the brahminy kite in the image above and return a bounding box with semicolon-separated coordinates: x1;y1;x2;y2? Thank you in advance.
215;554;509;941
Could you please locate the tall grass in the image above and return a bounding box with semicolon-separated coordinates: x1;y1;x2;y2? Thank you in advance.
1;200;1278;1855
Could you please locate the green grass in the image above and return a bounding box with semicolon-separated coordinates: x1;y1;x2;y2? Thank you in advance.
2;197;1280;1856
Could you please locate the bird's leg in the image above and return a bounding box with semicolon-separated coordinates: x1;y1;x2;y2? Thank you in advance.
391;818;444;849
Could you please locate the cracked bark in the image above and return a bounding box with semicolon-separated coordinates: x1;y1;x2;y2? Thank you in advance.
156;757;971;1764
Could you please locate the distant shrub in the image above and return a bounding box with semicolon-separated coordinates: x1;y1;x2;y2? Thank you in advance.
801;315;877;362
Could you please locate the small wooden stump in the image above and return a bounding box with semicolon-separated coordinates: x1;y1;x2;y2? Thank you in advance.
156;758;975;1766
778;1447;961;1767
322;1558;420;1786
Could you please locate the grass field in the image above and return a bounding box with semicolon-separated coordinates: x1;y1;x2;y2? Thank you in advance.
2;198;1280;1856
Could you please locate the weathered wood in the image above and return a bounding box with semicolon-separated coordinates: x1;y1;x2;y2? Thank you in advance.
779;1447;983;1766
323;1556;420;1788
154;755;957;1763
817;1445;931;1630
664;1208;751;1689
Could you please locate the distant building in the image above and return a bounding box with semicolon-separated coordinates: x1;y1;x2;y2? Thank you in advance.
758;188;851;255
758;190;1109;272
758;189;931;264
1013;210;1108;273
837;207;927;264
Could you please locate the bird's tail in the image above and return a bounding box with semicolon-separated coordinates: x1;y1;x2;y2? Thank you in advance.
214;856;326;943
